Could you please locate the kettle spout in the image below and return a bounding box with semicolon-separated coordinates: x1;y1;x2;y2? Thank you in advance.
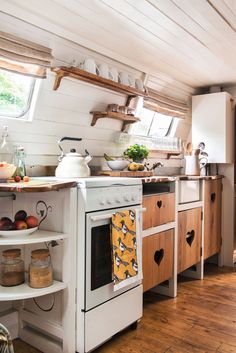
84;149;92;164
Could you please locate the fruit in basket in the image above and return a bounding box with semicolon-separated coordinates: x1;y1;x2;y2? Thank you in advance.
26;216;38;228
128;162;139;171
14;210;27;221
0;217;14;230
137;163;145;171
14;220;27;230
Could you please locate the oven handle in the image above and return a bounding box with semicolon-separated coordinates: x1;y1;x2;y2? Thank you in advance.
90;208;146;222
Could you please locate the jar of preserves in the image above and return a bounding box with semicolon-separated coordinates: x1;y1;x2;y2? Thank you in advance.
0;249;25;287
29;249;53;288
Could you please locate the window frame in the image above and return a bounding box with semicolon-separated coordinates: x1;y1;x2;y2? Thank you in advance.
0;69;37;121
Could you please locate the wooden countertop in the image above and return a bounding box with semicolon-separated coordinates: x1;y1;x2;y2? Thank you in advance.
0;179;77;193
142;175;223;183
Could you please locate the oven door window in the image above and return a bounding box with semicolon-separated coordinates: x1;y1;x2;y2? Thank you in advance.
91;224;113;291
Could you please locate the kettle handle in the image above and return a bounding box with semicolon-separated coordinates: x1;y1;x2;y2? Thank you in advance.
58;136;82;161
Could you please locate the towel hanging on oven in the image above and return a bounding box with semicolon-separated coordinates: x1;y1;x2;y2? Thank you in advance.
111;209;139;291
0;323;14;353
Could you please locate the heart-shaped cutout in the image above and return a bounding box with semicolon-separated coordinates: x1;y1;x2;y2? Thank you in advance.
154;248;164;266
186;230;195;246
211;192;216;202
157;200;162;209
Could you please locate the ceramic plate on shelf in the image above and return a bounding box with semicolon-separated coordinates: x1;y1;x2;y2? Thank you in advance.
0;227;38;238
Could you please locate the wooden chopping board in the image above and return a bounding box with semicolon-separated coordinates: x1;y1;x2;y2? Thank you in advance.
95;170;154;177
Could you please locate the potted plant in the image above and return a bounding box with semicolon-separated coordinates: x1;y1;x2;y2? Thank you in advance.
123;144;149;163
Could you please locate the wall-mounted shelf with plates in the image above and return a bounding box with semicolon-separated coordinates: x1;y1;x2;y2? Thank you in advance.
90;111;140;131
51;66;147;97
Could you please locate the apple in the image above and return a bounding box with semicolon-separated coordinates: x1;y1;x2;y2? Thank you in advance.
0;218;13;230
26;216;38;229
14;220;27;230
14;175;21;182
14;210;27;221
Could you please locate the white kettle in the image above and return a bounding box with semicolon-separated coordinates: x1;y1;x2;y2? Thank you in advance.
55;137;92;178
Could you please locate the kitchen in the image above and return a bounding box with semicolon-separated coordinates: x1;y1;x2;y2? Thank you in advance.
0;1;235;352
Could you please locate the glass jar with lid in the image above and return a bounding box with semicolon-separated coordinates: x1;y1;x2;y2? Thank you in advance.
29;249;53;288
0;126;14;164
0;249;25;287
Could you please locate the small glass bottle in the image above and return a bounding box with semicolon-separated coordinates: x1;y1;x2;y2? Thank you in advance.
14;146;26;178
0;126;14;164
29;249;53;288
0;249;25;287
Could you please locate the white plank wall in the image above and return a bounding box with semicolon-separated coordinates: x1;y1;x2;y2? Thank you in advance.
0;11;191;169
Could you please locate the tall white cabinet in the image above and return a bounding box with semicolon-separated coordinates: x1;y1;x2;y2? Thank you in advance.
192;92;234;163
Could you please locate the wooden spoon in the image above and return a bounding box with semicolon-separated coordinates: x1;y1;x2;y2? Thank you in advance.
186;142;193;155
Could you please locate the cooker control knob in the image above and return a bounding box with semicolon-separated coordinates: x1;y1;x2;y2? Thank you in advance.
124;195;130;202
115;197;121;203
107;199;112;205
99;197;105;205
131;194;136;201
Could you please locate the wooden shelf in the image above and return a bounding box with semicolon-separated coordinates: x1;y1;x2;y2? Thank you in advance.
0;230;69;245
0;280;67;301
0;179;76;193
90;111;140;131
51;66;147;97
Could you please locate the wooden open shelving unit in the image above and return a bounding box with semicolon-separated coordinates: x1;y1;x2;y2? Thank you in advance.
90;111;140;131
51;66;147;96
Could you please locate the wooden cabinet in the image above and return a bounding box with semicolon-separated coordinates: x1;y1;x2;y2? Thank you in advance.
204;179;222;259
192;92;233;163
178;207;201;274
143;193;175;230
142;230;174;292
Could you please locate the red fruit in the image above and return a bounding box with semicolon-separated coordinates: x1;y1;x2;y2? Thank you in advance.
14;176;21;182
15;220;27;230
0;218;13;230
14;210;27;221
26;216;38;229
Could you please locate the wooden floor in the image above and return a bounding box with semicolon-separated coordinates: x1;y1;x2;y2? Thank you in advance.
14;264;236;353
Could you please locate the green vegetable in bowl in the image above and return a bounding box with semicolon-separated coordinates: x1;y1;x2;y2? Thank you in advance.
123;144;149;162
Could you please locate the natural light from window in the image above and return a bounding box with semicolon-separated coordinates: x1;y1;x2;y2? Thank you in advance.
0;69;35;118
130;107;174;137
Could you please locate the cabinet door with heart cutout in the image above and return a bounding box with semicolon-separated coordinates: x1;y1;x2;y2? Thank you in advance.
143;193;175;230
178;207;201;274
142;229;174;292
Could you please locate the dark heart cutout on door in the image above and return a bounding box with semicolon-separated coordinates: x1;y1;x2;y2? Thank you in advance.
154;248;164;266
211;192;216;202
186;230;195;246
157;200;162;209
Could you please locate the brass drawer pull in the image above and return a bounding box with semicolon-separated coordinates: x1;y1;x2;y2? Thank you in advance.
186;230;195;246
154;248;164;266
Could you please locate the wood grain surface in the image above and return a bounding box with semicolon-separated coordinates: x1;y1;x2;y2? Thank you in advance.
15;264;236;353
204;179;222;259
143;229;174;292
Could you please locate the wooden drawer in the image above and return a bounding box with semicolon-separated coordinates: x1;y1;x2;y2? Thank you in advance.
178;207;201;274
142;229;174;292
204;179;222;259
143;193;175;230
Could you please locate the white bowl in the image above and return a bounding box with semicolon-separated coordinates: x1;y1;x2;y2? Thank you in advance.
107;160;129;171
0;227;38;237
0;165;16;179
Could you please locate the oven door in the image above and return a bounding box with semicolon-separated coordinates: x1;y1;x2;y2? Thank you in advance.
85;205;142;311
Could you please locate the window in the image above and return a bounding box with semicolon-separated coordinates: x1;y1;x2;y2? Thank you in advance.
0;69;35;119
129;107;177;137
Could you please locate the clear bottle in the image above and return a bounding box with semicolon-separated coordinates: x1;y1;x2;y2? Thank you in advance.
0;249;25;287
0;126;14;164
14;146;26;178
29;249;53;288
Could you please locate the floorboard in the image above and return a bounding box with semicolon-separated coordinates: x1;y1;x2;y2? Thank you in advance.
13;264;236;353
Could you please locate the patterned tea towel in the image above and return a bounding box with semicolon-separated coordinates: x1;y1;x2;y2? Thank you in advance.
0;324;14;353
111;209;142;291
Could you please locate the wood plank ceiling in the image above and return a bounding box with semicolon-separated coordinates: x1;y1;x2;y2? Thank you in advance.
1;0;236;100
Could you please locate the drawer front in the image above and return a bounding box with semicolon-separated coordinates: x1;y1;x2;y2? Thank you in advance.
142;193;175;230
143;229;174;292
204;179;222;259
178;207;201;274
179;180;200;204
